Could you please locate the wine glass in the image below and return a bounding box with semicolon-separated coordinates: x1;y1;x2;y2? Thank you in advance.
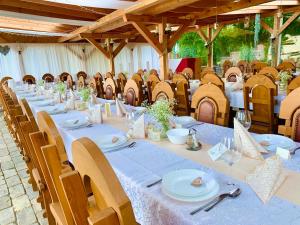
220;137;242;166
236;110;251;130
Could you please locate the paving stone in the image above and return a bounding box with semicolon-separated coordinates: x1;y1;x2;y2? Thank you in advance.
0;184;9;197
31;201;42;213
14;162;27;171
0;149;9;157
9;150;21;157
12;195;31;211
0;207;15;225
25;187;38;201
0;195;11;210
11;156;23;165
0;155;12;163
1;161;14;170
16;206;37;225
6;176;21;187
17;169;28;179
3;169;17;179
9;184;25;198
0;175;5;185
21;178;31;189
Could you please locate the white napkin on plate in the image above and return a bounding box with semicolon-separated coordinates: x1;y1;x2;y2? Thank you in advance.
246;155;287;203
116;98;127;117
234;118;267;160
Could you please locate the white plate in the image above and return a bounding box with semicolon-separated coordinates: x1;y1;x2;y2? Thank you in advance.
61;118;89;129
94;134;128;151
253;134;296;151
162;169;219;202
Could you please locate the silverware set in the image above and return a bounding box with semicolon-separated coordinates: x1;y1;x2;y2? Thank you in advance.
185;122;205;129
190;188;241;215
105;141;136;153
146;179;162;188
290;146;300;155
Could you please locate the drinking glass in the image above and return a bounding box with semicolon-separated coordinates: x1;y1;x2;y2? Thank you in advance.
236;110;251;130
220;137;242;166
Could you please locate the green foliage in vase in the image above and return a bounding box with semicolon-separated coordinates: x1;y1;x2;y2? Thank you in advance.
37;80;45;87
55;82;66;95
79;87;91;102
279;70;292;82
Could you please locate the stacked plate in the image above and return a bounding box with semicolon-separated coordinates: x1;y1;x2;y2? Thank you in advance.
162;169;219;202
61;117;91;130
253;134;296;152
34;100;55;107
42;106;67;115
94;134;128;153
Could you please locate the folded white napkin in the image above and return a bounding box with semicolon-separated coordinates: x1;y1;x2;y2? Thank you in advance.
89;104;103;123
246;155;286;203
116;98;127;117
90;93;99;105
234;118;267;160
132;114;145;139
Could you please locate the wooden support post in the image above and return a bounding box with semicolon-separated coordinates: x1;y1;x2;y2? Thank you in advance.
159;19;169;80
108;42;115;74
207;26;213;68
272;16;281;67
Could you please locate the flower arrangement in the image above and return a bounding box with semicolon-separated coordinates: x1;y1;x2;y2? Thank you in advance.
55;82;66;94
37;79;45;87
147;99;175;134
79;87;91;102
279;70;293;91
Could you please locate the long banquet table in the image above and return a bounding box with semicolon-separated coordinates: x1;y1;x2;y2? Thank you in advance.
18;94;300;225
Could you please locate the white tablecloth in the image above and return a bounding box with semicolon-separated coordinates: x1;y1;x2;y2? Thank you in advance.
17;93;300;225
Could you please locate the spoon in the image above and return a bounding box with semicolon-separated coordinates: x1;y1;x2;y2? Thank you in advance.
204;188;241;212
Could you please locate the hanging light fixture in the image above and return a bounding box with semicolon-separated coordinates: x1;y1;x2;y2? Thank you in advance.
165;23;172;35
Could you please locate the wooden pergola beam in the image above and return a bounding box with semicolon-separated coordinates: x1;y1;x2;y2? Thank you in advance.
123;14;194;25
113;40;127;58
167;22;194;50
277;11;300;36
211;24;224;43
197;27;209;42
131;22;163;55
261;20;274;34
85;38;110;59
80;33;134;40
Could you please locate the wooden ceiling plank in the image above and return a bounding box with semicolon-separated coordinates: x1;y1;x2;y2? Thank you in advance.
131;21;163;54
86;38;110;59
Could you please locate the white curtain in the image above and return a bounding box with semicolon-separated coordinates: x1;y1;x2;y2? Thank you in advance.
0;43;160;81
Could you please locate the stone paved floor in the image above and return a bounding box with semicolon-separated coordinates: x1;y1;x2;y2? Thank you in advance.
0;114;48;225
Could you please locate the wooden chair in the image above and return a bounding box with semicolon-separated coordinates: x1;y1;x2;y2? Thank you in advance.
59;137;137;225
201;73;224;91
117;73;127;94
106;72;114;79
146;74;160;104
287;76;300;94
131;73;143;86
243;75;277;133
124;79;142;106
42;73;54;83
182;67;193;79
278;87;300;141
23;75;36;84
137;69;144;76
237;60;249;75
200;67;215;79
258;66;280;81
104;78;117;100
175;81;190;116
172;73;189;87
191;83;229;126
94;75;105;98
149;69;158;76
223;60;233;76
59;72;70;82
77;76;85;89
250;61;268;75
77;71;88;80
277;60;296;72
95;72;103;81
66;75;73;90
0;76;12;86
224;67;242;82
152;81;175;102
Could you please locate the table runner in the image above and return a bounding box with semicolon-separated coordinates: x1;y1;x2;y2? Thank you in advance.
23;97;300;225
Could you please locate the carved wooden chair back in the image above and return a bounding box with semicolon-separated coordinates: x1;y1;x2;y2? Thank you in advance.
23;75;36;84
200;67;215;79
42;73;54;83
62;137;137;225
147;73;160;84
95;76;105;98
201;73;224;91
277;60;296;72
224;67;242;82
152;81;175;102
131;73;143;86
59;72;70;82
104;78;117;100
287;76;300;94
182;67;193;79
258;66;280;81
106;72;114;79
243;75;277;133
77;75;85;89
77;71;87;80
175;81;190;116
66;75;73;90
250;61;268;75
146;75;160;104
149;69;158;76
124;79;142;106
278;87;300;142
37;111;68;163
0;76;12;86
222;60;233;76
117;73;127;93
237;60;249;74
172;73;189;87
191;83;229;126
